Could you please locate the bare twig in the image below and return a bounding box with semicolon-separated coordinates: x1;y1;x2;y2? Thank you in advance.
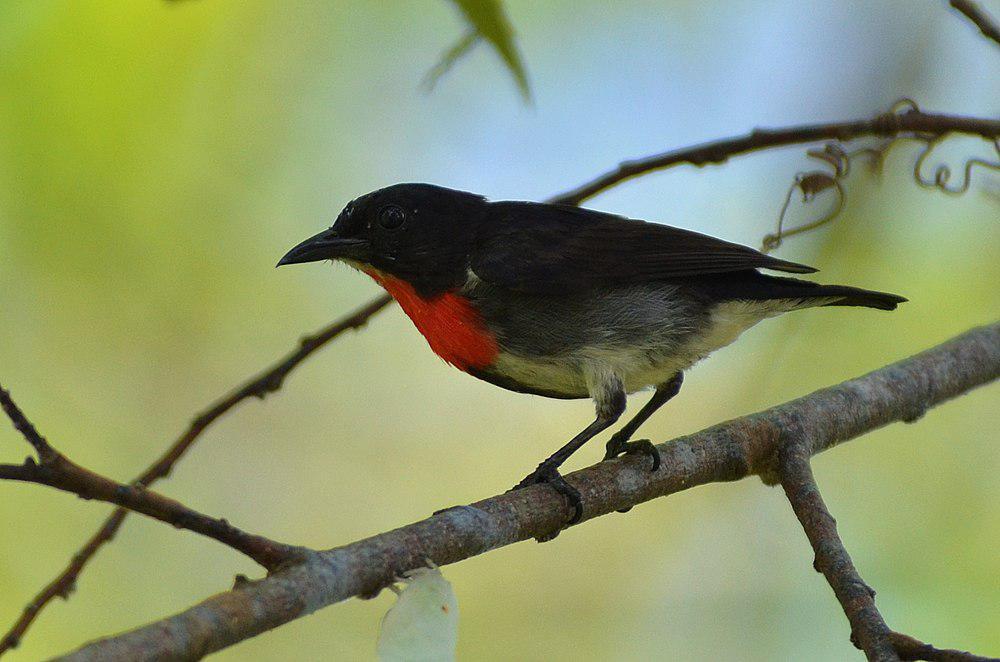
778;440;898;661
949;0;1000;48
135;293;393;487
57;323;1000;661
548;109;1000;206
0;387;305;572
890;632;999;662
0;386;57;462
0;294;390;654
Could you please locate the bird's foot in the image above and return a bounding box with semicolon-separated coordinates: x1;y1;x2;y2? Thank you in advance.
603;436;659;514
510;465;583;534
603;436;660;471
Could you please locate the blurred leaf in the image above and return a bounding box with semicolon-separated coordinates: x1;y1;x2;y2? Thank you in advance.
422;30;479;92
377;566;459;662
425;0;531;101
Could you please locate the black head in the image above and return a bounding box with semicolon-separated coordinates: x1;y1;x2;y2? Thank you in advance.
277;183;488;295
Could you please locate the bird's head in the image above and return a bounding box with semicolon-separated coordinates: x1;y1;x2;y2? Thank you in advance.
277;183;488;296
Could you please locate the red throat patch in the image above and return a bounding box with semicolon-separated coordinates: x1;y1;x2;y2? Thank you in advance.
363;270;499;371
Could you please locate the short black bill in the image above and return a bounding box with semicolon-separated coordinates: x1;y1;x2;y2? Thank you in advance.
277;228;368;266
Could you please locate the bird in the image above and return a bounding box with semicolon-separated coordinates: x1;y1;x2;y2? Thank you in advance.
278;183;905;524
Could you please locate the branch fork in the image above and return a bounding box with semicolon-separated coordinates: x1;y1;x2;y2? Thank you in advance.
0;387;305;573
49;322;999;661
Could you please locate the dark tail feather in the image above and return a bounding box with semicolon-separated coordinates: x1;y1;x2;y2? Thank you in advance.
693;273;907;311
760;275;908;311
816;286;907;310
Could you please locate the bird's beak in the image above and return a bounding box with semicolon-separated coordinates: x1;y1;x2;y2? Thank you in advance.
276;228;369;267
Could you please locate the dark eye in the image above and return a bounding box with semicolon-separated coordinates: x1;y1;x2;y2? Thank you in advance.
377;204;406;230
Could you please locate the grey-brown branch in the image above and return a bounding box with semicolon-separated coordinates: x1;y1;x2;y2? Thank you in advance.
0;294;391;654
58;322;1000;662
0;388;305;572
949;0;1000;48
779;439;898;661
548;107;1000;206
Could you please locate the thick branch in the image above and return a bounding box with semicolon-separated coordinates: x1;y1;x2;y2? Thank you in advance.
779;441;897;661
59;322;1000;661
0;294;391;653
0;388;304;571
549;109;1000;206
949;0;1000;48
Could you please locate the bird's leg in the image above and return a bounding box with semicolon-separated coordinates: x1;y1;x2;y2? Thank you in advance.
512;417;615;523
512;377;626;526
603;372;684;471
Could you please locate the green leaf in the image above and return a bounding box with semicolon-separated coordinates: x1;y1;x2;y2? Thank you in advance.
426;0;531;101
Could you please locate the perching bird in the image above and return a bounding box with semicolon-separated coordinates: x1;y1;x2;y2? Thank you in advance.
278;183;905;523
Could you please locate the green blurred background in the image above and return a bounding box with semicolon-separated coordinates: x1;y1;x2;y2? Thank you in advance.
1;1;998;660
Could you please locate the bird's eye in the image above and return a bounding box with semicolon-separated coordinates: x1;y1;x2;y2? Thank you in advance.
377;204;406;230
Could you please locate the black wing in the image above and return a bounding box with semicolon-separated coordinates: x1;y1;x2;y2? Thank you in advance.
471;201;816;294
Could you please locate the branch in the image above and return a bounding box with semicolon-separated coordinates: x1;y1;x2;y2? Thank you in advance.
58;322;1000;661
12;104;1000;654
778;437;1000;662
778;440;897;660
0;388;305;572
548;108;1000;206
949;0;1000;48
891;632;999;662
0;294;390;653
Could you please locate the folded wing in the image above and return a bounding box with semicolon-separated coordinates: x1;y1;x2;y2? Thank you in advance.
471;202;816;294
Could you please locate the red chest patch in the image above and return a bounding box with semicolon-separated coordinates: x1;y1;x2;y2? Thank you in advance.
364;270;499;371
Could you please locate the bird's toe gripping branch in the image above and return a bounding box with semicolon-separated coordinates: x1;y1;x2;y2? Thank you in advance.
603;437;661;471
511;465;584;533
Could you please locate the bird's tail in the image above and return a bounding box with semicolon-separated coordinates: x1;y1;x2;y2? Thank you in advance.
693;272;907;311
755;275;907;311
813;285;907;311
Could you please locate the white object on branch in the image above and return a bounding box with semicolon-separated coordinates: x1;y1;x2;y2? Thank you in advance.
377;565;458;662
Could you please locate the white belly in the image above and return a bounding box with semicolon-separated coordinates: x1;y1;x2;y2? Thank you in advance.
488;299;813;398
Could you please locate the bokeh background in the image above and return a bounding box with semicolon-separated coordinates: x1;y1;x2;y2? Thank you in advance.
1;1;998;660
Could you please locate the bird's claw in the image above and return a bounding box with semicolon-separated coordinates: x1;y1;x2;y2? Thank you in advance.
510;466;583;530
604;437;660;472
603;437;659;514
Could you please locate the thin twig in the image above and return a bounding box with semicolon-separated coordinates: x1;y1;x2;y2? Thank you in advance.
778;440;898;661
0;386;57;462
548;109;1000;206
0;294;390;654
890;632;999;662
0;387;305;572
136;293;393;487
57;323;1000;661
949;0;1000;48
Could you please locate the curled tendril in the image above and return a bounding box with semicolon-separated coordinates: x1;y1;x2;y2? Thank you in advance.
913;136;1000;196
889;97;920;114
760;135;900;253
760;97;998;253
760;169;844;253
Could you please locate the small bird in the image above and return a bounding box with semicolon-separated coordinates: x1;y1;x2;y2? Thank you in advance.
278;183;905;523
